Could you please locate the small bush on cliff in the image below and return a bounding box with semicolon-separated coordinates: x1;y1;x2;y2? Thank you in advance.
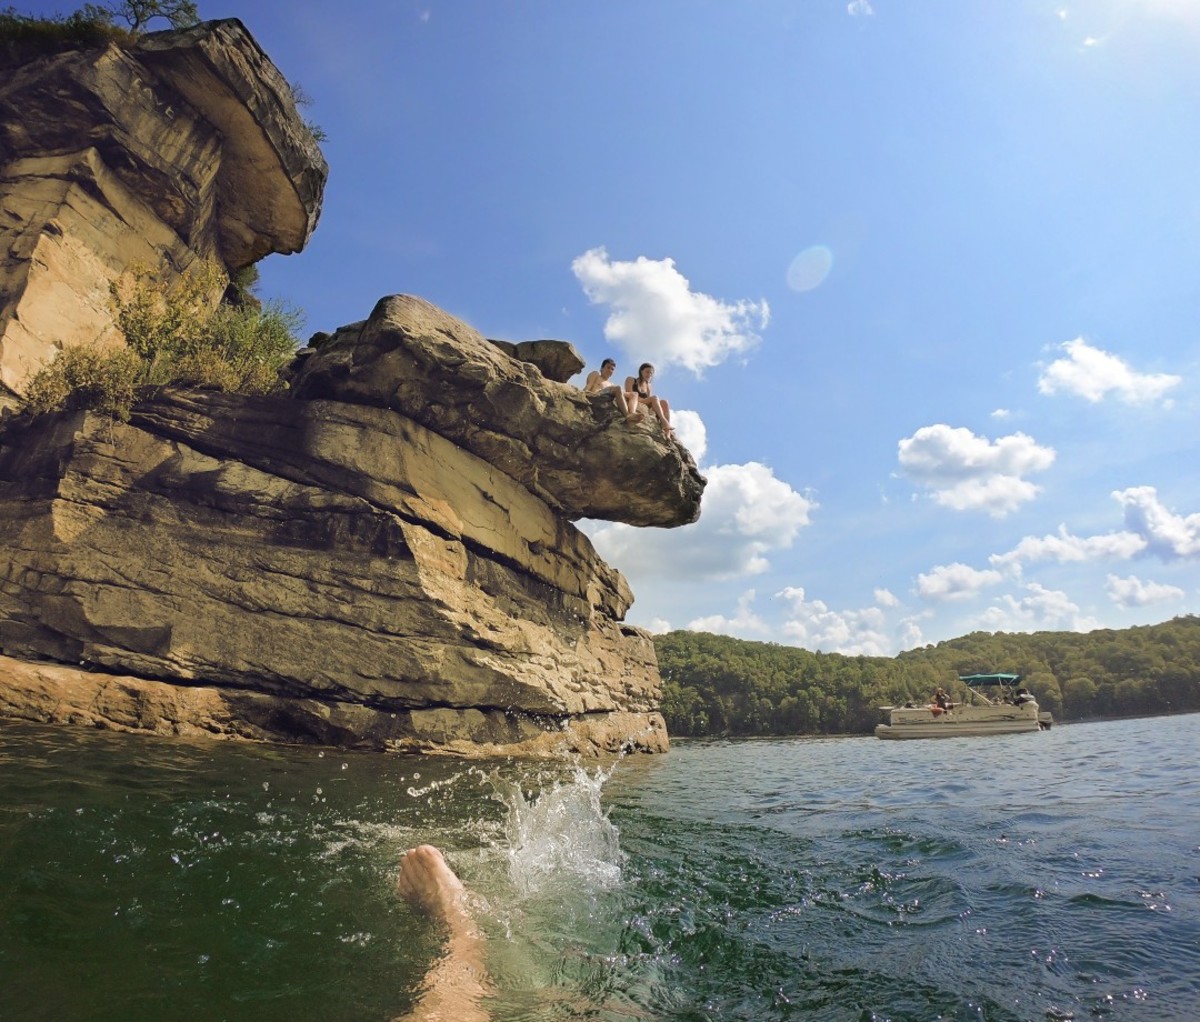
0;7;133;52
24;345;143;420
80;1;199;33
25;261;302;420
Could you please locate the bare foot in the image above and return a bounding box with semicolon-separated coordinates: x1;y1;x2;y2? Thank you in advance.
394;845;490;1022
625;411;645;424
397;844;472;929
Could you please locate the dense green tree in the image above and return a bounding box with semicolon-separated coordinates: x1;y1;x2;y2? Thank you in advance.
654;616;1200;738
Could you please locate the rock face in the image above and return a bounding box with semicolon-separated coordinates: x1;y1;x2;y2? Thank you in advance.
0;20;700;757
0;18;328;407
0;290;705;754
293;295;705;527
488;338;585;383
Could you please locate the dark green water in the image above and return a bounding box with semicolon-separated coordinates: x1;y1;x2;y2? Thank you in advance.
1;715;1198;1021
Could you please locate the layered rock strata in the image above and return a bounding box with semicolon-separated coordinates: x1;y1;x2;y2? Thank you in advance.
0;18;327;407
294;295;705;527
0;19;702;757
0;289;705;754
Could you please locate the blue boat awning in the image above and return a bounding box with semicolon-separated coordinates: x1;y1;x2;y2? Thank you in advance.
958;673;1023;687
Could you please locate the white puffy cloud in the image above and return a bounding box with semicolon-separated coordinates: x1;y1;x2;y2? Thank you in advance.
672;409;707;464
643;617;673;635
990;524;1147;571
589;460;816;582
874;588;900;608
1037;338;1181;405
929;475;1043;516
1105;574;1185;609
897;424;1055;517
975;583;1100;634
898;618;927;650
776;586;894;656
916;562;1004;602
992;489;1200;573
1113;486;1200;559
687;590;771;640
848;0;874;15
572;247;769;375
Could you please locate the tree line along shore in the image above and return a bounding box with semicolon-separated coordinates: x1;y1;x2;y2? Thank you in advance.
654;615;1200;738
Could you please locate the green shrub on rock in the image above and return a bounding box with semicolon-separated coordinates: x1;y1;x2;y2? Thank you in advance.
24;345;143;420
25;260;302;420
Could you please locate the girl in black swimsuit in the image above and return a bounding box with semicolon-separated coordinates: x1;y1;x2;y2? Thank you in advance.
624;362;672;434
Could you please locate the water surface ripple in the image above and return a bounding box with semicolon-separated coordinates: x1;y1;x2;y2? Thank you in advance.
1;715;1197;1021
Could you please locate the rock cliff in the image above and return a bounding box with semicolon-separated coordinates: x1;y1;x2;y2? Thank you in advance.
0;294;704;755
0;19;704;757
292;295;704;527
0;18;327;408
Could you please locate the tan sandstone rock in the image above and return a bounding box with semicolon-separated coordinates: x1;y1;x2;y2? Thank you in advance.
0;22;692;758
0;19;327;405
488;338;586;383
0;656;668;756
292;295;706;527
0;387;670;754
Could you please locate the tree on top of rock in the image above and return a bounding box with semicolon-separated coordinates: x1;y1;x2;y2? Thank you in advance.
80;0;199;32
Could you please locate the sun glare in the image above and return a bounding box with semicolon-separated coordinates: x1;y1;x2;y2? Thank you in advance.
1123;0;1200;25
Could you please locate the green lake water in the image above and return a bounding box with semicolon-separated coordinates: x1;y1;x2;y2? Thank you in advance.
1;714;1198;1021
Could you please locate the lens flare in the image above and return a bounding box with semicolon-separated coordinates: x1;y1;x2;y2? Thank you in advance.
787;245;834;292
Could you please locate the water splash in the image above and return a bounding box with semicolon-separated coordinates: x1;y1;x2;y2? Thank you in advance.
478;762;625;902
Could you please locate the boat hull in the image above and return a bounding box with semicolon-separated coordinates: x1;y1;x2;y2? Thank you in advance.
874;703;1042;740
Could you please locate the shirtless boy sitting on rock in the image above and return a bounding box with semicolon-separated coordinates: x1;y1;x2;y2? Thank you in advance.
583;358;644;423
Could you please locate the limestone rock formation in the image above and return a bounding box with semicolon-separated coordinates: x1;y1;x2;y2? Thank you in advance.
293;295;705;527
0;19;697;758
488;338;585;383
0;18;327;407
0;363;684;754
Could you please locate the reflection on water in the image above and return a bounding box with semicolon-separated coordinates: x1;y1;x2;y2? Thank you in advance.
2;715;1199;1021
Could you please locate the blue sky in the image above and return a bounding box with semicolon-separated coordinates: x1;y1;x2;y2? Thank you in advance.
37;0;1200;654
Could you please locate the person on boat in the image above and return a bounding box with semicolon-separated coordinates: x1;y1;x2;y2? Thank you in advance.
1014;687;1034;706
394;844;491;1022
584;358;644;422
933;687;952;711
625;362;672;435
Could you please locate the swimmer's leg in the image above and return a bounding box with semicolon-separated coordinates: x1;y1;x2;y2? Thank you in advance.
393;845;491;1022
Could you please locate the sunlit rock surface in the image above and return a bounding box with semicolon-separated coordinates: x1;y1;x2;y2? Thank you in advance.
0;18;327;406
0;21;693;757
292;295;705;527
0;373;677;755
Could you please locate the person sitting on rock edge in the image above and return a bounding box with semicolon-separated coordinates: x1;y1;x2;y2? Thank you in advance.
584;357;643;423
394;844;492;1022
625;362;672;435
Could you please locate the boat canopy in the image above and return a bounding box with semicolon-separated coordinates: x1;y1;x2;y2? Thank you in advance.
959;673;1022;687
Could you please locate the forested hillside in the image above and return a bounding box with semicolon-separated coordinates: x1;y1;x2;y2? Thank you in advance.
654;615;1200;737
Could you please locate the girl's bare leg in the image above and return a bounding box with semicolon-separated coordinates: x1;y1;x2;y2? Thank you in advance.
652;397;672;433
621;390;644;422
